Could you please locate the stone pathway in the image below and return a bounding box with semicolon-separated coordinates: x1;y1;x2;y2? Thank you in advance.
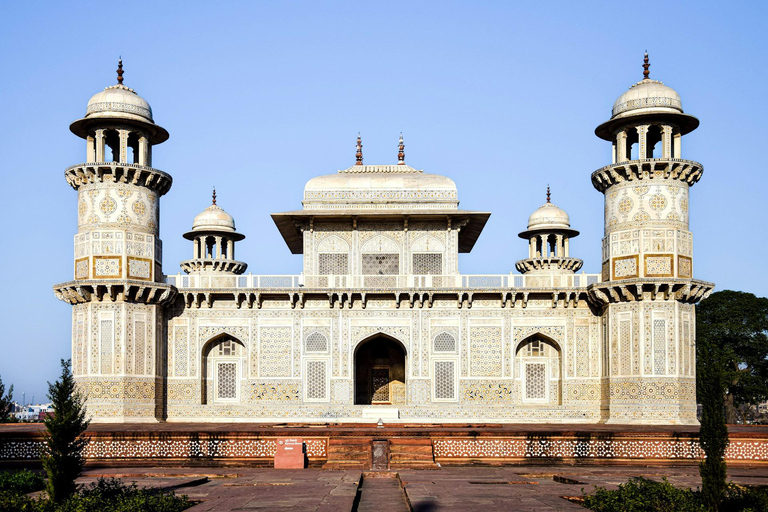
72;464;768;511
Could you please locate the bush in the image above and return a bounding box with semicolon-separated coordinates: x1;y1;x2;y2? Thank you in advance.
582;477;704;512
0;469;45;493
582;477;768;512
0;477;191;512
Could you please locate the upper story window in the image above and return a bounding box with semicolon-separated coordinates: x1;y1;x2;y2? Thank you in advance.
413;253;442;275
362;253;399;275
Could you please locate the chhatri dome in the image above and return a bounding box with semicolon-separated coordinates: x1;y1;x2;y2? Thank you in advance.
519;187;579;239
184;190;243;240
69;59;169;144
595;52;698;140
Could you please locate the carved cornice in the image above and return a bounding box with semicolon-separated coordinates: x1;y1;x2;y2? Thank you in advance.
175;287;591;311
64;163;172;196
515;257;583;274
586;278;714;308
591;158;702;193
180;259;248;275
53;280;177;306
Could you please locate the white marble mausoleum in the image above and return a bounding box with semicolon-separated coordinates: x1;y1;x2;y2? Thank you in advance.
54;56;713;425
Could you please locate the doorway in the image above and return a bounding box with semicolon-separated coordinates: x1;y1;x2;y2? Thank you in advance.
354;335;406;405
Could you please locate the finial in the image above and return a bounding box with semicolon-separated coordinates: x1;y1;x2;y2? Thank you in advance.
212;187;217;205
355;133;363;165
546;185;551;203
117;57;124;85
397;133;405;165
642;51;650;80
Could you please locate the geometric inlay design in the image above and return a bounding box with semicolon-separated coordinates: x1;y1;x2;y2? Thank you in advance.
613;255;638;279
645;255;673;276
94;257;121;278
306;360;326;400
318;253;348;275
217;362;237;400
470;327;502;377
433;332;457;353
127;257;151;279
525;363;546;400
362;254;399;275
413;253;442;275
371;368;390;403
434;360;456;400
259;327;292;378
305;332;328;353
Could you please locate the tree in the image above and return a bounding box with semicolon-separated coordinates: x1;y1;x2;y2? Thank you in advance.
42;359;90;503
0;375;13;422
698;326;729;511
696;290;768;424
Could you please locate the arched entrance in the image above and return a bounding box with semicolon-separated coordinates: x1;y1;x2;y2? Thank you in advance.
354;335;406;405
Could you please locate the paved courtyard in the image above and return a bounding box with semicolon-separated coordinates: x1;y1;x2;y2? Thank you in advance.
71;464;768;511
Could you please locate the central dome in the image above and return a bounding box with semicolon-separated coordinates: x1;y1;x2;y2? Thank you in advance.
192;204;236;232
303;164;459;211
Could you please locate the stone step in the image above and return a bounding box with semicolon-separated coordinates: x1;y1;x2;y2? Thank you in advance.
323;438;372;469
361;407;399;421
389;438;438;469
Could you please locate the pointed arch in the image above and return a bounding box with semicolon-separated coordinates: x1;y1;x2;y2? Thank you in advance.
201;333;246;405
353;332;407;406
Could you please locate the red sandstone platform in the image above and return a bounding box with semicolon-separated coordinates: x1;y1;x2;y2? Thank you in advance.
2;423;767;469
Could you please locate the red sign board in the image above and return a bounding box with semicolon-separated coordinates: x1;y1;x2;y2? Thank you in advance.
274;438;304;469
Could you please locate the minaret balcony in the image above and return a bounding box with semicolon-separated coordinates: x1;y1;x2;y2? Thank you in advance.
65;162;172;196
591;158;703;193
180;258;248;275
515;257;584;274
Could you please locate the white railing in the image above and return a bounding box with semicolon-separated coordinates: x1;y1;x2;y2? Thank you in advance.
165;273;600;290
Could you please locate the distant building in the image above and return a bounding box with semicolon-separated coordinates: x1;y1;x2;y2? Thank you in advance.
13;404;53;422
54;55;712;425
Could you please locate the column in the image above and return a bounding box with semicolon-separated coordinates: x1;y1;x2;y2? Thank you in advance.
86;135;95;162
529;238;535;258
118;129;130;163
616;130;627;163
215;236;222;258
138;136;149;166
555;234;563;258
540;234;548;258
611;140;617;164
230;239;235;260
637;125;649;160
194;238;200;259
564;238;570;257
95;129;106;162
661;125;672;158
673;132;682;158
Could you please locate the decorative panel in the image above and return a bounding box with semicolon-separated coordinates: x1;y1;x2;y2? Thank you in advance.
305;331;328;353
305;360;327;401
469;326;502;377
613;255;638;279
134;320;146;375
93;256;121;278
75;257;89;280
362;254;399;275
259;327;292;377
654;317;667;375
99;318;113;374
127;257;152;280
433;332;457;353
216;362;237;400
413;253;442;275
173;326;188;377
434;361;456;400
318;253;348;275
645;254;674;277
525;363;546;400
678;256;692;278
371;368;390;403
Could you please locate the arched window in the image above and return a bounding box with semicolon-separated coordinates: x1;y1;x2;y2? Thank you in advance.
433;332;457;353
202;336;245;404
305;331;328;353
516;337;561;404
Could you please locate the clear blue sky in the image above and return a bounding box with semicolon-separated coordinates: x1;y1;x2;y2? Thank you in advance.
1;1;766;403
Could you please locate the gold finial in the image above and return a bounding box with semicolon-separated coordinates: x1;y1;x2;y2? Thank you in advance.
355;133;363;165
117;57;124;85
397;133;405;165
212;187;217;205
642;51;650;80
546;185;551;203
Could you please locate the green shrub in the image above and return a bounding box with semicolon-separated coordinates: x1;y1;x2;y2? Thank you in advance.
0;470;45;494
582;477;705;512
0;477;191;512
721;484;768;512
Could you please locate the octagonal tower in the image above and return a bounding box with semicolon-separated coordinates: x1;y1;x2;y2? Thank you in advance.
588;54;713;424
54;61;175;422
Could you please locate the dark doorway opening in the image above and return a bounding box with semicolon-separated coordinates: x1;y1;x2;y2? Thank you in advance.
354;336;406;405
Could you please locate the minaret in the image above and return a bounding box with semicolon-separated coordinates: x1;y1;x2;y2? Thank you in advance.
181;190;247;275
589;54;712;424
515;187;583;274
54;60;175;422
